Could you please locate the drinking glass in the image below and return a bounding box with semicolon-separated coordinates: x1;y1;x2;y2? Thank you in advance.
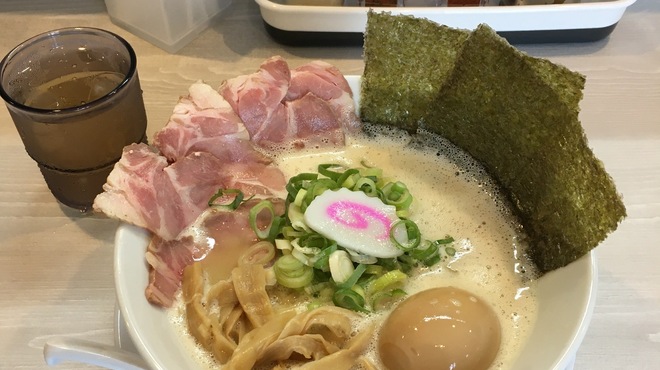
0;27;147;211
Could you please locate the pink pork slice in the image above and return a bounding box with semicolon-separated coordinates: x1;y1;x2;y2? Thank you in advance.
154;82;272;165
94;143;285;241
219;56;361;149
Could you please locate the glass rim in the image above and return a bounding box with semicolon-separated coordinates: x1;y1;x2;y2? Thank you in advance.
0;27;138;115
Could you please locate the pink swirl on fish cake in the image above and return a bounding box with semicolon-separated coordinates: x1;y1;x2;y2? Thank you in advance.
325;200;392;240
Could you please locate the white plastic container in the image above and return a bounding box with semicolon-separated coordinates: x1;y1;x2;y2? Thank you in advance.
104;0;232;53
256;0;637;44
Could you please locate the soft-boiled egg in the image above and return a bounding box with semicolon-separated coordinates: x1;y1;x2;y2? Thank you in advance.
379;286;501;370
304;187;405;258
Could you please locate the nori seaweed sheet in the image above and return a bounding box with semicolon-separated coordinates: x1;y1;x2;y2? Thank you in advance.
361;14;626;274
361;11;469;133
527;56;586;112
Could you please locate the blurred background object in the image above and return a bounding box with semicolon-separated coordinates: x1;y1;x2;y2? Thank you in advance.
104;0;232;53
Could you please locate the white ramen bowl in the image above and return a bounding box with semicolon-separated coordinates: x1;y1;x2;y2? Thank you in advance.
114;76;598;370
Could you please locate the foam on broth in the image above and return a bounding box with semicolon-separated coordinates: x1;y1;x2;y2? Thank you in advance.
168;126;539;369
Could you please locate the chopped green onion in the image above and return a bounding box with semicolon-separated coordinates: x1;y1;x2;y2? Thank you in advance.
304;282;332;295
338;263;367;289
354;177;378;197
397;253;416;265
311;244;338;271
329;250;355;284
292;248;314;266
410;241;441;267
364;265;385;276
307;301;323;311
368;269;407;295
318;164;345;181
286;173;318;201
390;219;421;251
359;166;382;179
313;268;332;283
293;188;308;208
410;242;437;260
291;238;322;256
302;178;338;211
249;200;283;241
351;284;366;301
381;181;413;211
336;168;360;188
299;233;330;250
432;236;455;245
208;189;251;209
346;249;378;265
395;209;410;219
371;288;406;310
333;287;368;313
430;236;456;258
274;254;313;289
396;254;417;273
378;258;399;271
256;164;455;313
287;203;308;232
281;226;306;239
274;239;292;252
423;253;442;266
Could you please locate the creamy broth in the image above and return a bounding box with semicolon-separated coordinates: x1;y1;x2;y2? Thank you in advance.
169;126;539;369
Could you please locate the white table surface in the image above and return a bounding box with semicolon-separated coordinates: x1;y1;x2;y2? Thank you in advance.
0;0;658;369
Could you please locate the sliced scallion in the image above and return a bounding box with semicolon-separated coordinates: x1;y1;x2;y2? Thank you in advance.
336;168;360;188
274;239;293;252
364;265;385;276
286;173;318;201
274;254;313;289
338;263;367;289
354;177;378;197
311;244;338;271
359;166;382;179
410;241;441;267
281;226;305;239
249;200;283;241
302;178;338;211
329;250;355;284
317;164;345;181
381;181;413;211
390;219;421;251
333;287;368;313
368;269;407;295
208;188;251;209
371;288;406;310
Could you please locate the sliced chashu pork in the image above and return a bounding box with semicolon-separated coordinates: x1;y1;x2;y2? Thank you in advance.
219;56;291;144
154;82;272;165
219;56;360;149
94;143;285;241
95;56;361;306
286;60;361;133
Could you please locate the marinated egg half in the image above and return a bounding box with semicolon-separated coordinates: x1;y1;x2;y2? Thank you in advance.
379;286;501;370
